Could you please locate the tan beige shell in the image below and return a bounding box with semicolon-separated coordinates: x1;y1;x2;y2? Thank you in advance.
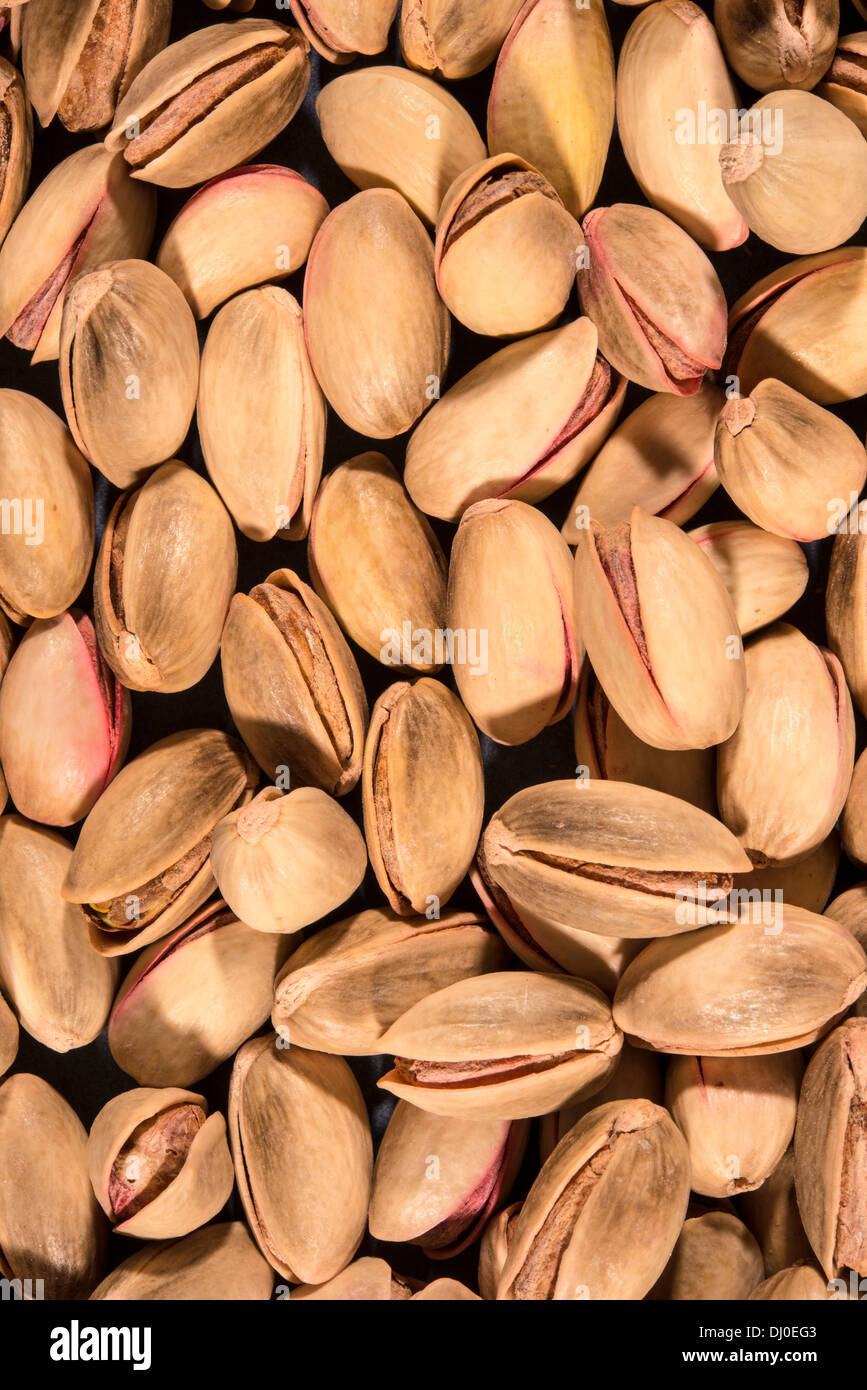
734;835;840;917
288;0;396;62
0;989;16;1079
749;1263;837;1300
109;900;289;1086
401;0;522;79
819;33;867;138
210;785;367;934
717;624;854;868
157;164;328;318
0;145;155;362
617;1;748;250
478;1202;521;1299
362;679;484;915
487;0;614;218
613;908;867;1055
221;567;369;794
229;1033;372;1283
651;1210;764;1301
292;1257;412;1301
498;1098;690;1300
0;57;32;246
825;883;867;1017
0;611;11;816
827;500;867;720
0;1073;105;1299
105;19;311;187
94;462;237;694
91;1221;273;1300
0;391;94;624
412;1278;481;1300
842;750;867;868
87;1086;233;1240
308;454;448;670
715;0;839;92
688;520;809;636
448;499;578;745
740;1148;814;1275
539;1043;665;1163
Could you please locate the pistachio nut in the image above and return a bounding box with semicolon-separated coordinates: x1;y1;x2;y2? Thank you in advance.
715;0;839;92
651;1209;764;1301
0;816;118;1051
749;1262;838;1300
157;164;328;319
818;33;867;138
292;1258;414;1301
0;391;94;624
272;907;509;1055
717;624;854;867
487;0;614;219
362;679;484;916
0;56;31;246
87;1087;233;1241
448;499;578;744
665;1053;801;1197
93;462;237;693
303;189;450;437
842;749;867;868
400;0;523;80
411;1278;481;1300
406;319;624;522
434;154;582;338
317;67;485;227
573;507;745;751
308;454;448;671
377;971;623;1121
221;567;368;794
740;1149;814;1276
21;0;172;132
210;785;367;934
561;383;722;541
229;1034;372;1283
105;19;311;187
538;1042;664;1163
613;908;867;1055
109;900;289;1085
0;611;12;816
497;1098;690;1300
824;882;867;1015
369;1103;529;1257
794;1018;867;1278
0;989;16;1079
734;834;841;917
288;0;396;62
577;204;728;395
91;1221;273;1300
827;500;867;719
0;144;155;362
617;1;748;251
688;519;809;636
63;728;257;956
0;1073;105;1299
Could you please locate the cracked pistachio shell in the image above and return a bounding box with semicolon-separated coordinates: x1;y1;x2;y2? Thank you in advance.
63;729;257;956
94;462;237;693
293;1258;413;1301
434;154;581;337
448;499;578;745
726;247;867;404
613;907;867;1055
794;1018;867;1278
221;567;368;794
479;779;750;944
651;1209;764;1301
819;33;867;137
577;204;728;396
715;0;839;92
59;259;200;490
109;901;289;1086
0;610;130;825
689;519;809;636
105;19;311;187
573;507;745;751
22;0;171;132
498;1098;690;1300
210;785;367;934
272;908;508;1055
369;1103;529;1256
717;624;854;867
0;58;31;247
487;0;614;219
157;164;328;319
304;190;449;437
377;971;623;1121
406;318;624;522
0;1073;105;1299
401;0;523;79
0;989;16;1078
362;679;484;916
827;501;867;719
317;67;485;226
309;454;448;671
539;1043;664;1163
715;381;866;542
0;816;117;1050
616;2;748;251
289;0;396;62
91;1221;273;1300
87;1087;233;1241
740;1148;813;1275
478;1202;521;1300
230;1034;372;1284
665;1053;801;1198
0;145;155;363
412;1278;481;1300
561;383;721;542
734;834;841;917
750;1262;837;1300
825;883;867;1016
0;391;94;625
842;750;867;868
198;287;325;542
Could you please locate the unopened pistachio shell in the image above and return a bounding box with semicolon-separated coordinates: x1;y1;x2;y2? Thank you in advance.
91;1221;273;1300
651;1210;764;1301
819;32;867;137
401;0;523;79
740;1148;814;1275
734;835;840;916
715;0;839;92
478;1202;521;1300
0;57;31;246
688;520;809;636
292;1257;413;1301
827;500;867;720
289;0;397;62
749;1263;837;1300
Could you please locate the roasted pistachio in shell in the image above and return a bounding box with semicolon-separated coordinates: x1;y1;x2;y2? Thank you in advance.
292;1257;413;1301
400;0;523;79
105;19;311;188
651;1208;764;1302
750;1263;838;1300
740;1148;814;1276
715;0;839;92
289;0;396;62
819;33;867;138
689;520;809;636
0;611;11;816
842;749;867;869
411;1278;481;1300
0;56;32;247
91;1221;273;1300
827;500;867;720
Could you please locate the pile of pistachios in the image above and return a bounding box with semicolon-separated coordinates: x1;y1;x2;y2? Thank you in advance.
1;0;867;1305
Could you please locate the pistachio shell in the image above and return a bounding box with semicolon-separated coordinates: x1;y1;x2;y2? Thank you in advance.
412;1278;481;1299
735;835;840;917
0;57;32;246
288;0;396;62
539;1042;664;1162
749;1263;837;1300
477;1203;521;1300
842;749;867;868
824;883;867;1016
818;33;867;137
740;1148;814;1275
401;0;523;79
292;1257;413;1300
715;0;839;92
0;989;16;1079
827;500;867;719
651;1210;764;1300
689;519;809;636
90;1221;273;1300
